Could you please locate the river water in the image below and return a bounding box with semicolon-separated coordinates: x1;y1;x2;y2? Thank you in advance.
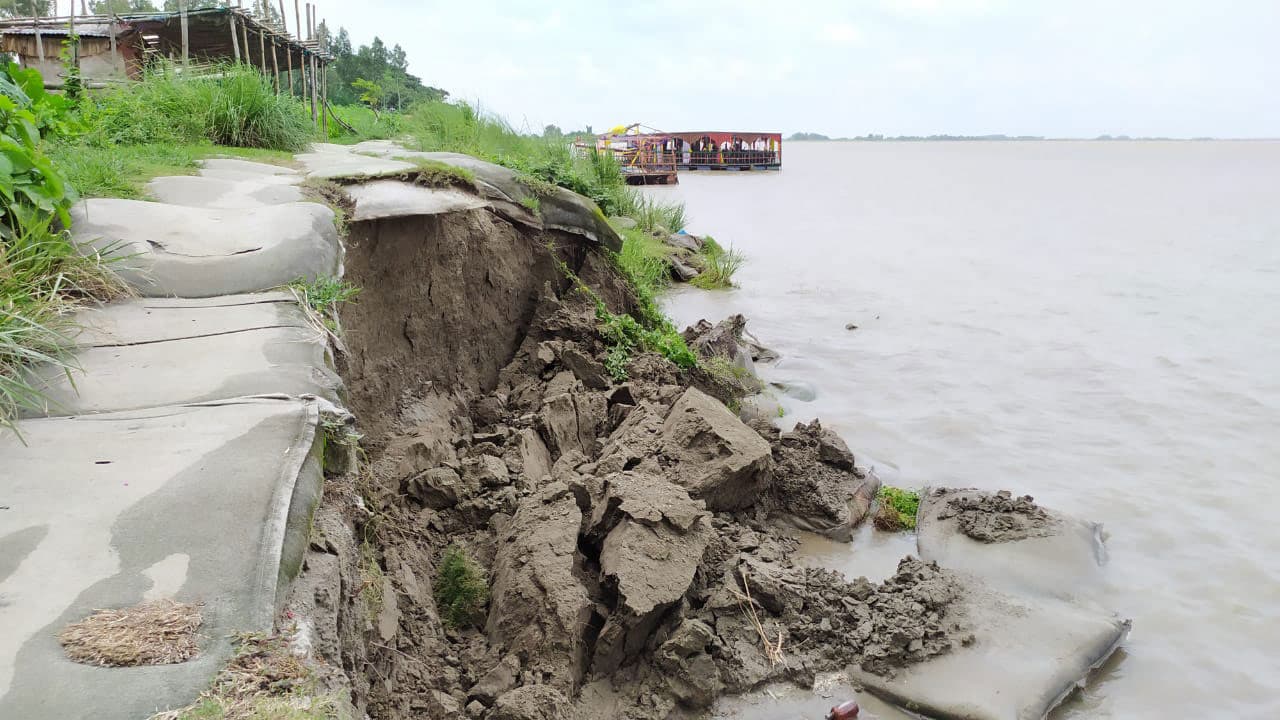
647;141;1280;719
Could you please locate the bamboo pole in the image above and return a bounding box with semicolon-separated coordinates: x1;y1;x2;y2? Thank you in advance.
241;12;250;65
179;0;189;66
257;24;266;75
109;19;118;74
33;11;43;63
229;13;240;62
270;37;279;92
320;52;327;134
293;0;301;45
285;39;293;95
278;0;288;35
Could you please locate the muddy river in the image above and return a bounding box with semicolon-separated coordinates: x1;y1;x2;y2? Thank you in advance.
650;140;1280;719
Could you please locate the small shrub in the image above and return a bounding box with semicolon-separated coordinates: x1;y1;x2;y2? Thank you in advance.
875;486;921;531
435;545;487;629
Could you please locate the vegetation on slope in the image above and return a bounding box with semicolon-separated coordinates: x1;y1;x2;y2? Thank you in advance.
0;63;126;431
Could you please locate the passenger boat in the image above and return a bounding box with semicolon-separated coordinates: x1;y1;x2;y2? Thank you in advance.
586;124;783;185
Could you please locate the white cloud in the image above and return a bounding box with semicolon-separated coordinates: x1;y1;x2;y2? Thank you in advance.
819;22;863;45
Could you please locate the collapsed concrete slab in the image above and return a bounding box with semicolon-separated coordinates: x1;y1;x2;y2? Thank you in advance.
848;572;1130;720
344;179;489;221
70;199;341;297
917;487;1108;601
146;174;304;209
0;396;324;720
294;146;417;179
199;158;298;176
348;143;621;252
20;294;341;416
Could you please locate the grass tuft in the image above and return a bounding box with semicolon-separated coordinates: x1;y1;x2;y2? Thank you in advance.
1;220;128;430
149;632;344;720
435;545;488;629
875;486;921;531
690;236;745;289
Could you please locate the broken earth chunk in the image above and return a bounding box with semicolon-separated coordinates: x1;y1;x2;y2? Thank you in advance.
659;387;772;511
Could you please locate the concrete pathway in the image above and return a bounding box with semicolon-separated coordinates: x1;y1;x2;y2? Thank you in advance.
0;158;341;719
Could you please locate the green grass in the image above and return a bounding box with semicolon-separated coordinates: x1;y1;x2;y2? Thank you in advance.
435;545;488;629
326;104;405;144
1;220;126;431
391;157;477;187
519;195;541;214
287;277;359;334
631;194;688;233
877;486;921;531
79;64;313;152
45;142;200;199
690;235;745;289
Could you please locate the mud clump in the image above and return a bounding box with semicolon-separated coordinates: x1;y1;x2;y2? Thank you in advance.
937;489;1057;542
763;419;879;540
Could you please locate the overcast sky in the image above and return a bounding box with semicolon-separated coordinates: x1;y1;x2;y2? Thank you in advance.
321;0;1277;138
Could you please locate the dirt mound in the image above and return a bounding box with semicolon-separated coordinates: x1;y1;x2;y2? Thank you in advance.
937;489;1058;542
290;202;973;720
763;419;879;540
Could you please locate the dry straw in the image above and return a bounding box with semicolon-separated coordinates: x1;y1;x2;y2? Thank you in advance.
58;599;203;667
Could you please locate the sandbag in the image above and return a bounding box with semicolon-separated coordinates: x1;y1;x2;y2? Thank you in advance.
916;487;1107;602
848;573;1130;720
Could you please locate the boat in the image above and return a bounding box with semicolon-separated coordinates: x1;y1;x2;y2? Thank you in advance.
585;124;783;185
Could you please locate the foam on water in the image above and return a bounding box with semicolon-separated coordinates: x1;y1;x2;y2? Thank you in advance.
655;141;1280;719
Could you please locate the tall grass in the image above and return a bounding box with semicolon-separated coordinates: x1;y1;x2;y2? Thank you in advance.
690;236;745;289
631;194;687;233
399;100;641;217
1;221;127;429
77;64;313;151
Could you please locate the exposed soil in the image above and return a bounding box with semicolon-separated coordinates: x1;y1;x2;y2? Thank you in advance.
285;207;973;720
935;489;1058;543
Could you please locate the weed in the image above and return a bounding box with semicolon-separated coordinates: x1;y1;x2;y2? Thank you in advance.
79;63;313;151
604;344;631;381
287;277;359;334
435;545;488;629
390;157;476;188
1;220;127;431
516;172;557;198
149;632;344;720
359;541;385;624
875;486;921;531
631;194;688;233
690;236;745;289
519;195;541;214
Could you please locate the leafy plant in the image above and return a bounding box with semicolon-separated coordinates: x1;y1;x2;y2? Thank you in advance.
875;486;921;531
435;545;487;629
0;63;79;232
519;195;541;214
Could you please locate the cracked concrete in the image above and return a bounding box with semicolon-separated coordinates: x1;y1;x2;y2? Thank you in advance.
0;150;343;718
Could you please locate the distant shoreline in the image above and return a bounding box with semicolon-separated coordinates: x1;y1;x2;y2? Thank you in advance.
786;134;1278;142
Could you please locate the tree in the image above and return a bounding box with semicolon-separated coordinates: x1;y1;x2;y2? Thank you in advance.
543;124;563;138
0;1;54;16
390;44;407;73
89;0;158;12
352;77;383;112
331;28;352;58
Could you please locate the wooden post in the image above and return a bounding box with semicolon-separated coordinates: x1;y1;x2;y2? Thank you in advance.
293;0;301;45
285;41;293;95
109;20;118;75
241;13;250;65
32;12;44;64
270;37;279;92
180;0;189;66
309;54;317;123
316;57;322;131
278;0;288;35
79;0;86;14
257;25;266;75
229;13;240;63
